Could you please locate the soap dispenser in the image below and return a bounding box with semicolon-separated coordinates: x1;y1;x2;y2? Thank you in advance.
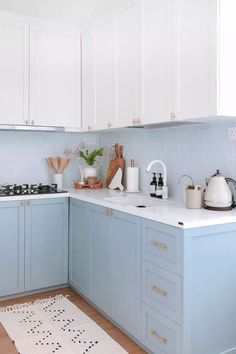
149;173;157;197
156;173;164;198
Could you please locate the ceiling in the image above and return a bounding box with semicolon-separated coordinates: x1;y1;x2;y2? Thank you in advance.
0;0;132;26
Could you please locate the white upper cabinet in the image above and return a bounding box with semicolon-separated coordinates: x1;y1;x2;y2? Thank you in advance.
82;1;139;131
82;19;116;131
116;3;139;128
173;0;217;121
0;18;29;125
140;0;172;125
0;11;81;129
30;24;81;128
219;0;236;117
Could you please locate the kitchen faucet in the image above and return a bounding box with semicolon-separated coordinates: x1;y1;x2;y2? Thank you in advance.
146;160;168;199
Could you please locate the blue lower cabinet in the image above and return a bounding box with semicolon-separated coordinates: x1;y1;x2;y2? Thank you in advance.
69;200;142;341
25;198;68;291
110;211;141;339
69;199;90;297
89;204;111;315
0;201;24;297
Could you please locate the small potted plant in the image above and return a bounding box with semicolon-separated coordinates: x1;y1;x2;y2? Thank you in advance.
79;147;104;180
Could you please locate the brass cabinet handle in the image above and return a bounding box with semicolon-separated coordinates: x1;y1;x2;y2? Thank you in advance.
170;112;176;121
150;285;168;297
31;120;35;125
150;329;168;344
88;125;92;130
132;118;142;125
20;201;30;207
107;121;112;128
149;239;168;249
136;118;142;125
104;208;113;216
107;208;113;216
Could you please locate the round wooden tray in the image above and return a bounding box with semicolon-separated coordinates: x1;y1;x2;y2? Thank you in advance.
74;181;103;190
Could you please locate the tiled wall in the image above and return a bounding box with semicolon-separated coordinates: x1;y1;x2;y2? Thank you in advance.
1;121;236;200
0;130;98;187
98;121;236;200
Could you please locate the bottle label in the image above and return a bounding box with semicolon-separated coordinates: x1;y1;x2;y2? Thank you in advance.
149;185;156;194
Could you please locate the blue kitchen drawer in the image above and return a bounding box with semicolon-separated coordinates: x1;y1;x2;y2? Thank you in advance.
142;219;183;275
142;303;182;354
142;260;182;325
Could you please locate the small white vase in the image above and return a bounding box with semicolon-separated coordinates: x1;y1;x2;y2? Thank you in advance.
84;166;97;178
53;173;63;190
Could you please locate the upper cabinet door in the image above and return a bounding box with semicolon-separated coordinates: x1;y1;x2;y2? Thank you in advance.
30;24;81;128
0;18;29;125
218;0;236;116
82;19;116;131
140;0;173;124
116;3;139;128
173;0;217;121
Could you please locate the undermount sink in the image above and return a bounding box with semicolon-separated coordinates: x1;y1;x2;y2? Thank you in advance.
104;195;164;208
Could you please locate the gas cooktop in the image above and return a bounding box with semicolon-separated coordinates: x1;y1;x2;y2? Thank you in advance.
0;184;67;197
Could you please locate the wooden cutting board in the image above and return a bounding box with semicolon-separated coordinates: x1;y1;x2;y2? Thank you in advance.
106;144;125;188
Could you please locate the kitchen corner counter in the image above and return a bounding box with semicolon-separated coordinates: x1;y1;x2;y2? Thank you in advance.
68;188;236;229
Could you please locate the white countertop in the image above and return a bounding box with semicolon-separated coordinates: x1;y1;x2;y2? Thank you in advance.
68;188;236;229
1;188;236;229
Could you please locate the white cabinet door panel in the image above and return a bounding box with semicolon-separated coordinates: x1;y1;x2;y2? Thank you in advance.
94;19;116;130
219;0;236;116
116;3;139;127
140;0;172;124
174;0;217;120
0;19;29;125
30;25;81;128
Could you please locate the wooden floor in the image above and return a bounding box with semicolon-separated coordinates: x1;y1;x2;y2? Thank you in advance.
0;287;147;354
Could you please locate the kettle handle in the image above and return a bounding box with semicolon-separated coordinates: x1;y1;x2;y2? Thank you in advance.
226;177;236;208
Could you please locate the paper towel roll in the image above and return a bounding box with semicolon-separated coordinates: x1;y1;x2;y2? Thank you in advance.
127;167;139;193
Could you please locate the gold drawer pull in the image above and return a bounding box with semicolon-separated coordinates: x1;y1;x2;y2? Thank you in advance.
150;285;168;297
150;329;168;344
149;240;168;249
104;208;113;216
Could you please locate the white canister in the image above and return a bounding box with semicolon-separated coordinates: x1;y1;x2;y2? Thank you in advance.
185;186;203;209
53;173;63;190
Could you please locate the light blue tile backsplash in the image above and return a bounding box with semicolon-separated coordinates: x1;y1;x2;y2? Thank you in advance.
1;121;236;200
98;121;236;200
0;131;98;187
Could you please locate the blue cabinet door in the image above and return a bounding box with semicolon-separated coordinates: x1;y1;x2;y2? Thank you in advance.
89;204;111;315
0;201;24;297
25;198;68;291
111;211;141;339
69;199;90;297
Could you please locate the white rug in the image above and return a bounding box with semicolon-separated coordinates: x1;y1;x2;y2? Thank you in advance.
0;295;128;354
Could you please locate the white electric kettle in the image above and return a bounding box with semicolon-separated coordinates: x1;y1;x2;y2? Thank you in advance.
204;170;234;211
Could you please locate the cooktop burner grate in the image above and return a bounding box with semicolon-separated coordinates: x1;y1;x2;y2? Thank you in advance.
0;183;67;197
